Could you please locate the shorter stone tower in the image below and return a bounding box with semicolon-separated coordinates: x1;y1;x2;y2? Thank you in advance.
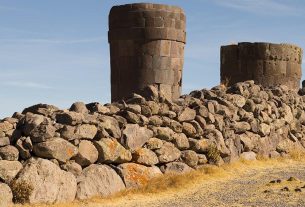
220;42;303;90
108;3;186;102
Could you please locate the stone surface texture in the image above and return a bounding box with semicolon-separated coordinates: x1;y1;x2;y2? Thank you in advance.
108;3;186;101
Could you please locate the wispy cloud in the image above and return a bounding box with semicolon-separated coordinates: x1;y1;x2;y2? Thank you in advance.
214;0;300;15
2;81;53;89
0;37;104;44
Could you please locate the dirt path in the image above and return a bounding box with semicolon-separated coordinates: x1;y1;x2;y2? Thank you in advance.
25;159;305;207
84;159;305;207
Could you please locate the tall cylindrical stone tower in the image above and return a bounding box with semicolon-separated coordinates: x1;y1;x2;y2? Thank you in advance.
220;42;303;90
108;3;186;102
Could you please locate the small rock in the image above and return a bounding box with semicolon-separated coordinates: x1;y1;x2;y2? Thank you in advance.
61;161;82;177
181;150;198;167
173;133;189;150
155;127;175;141
287;177;299;182
146;138;163;150
240;151;257;161
160;162;193;174
70;102;89;114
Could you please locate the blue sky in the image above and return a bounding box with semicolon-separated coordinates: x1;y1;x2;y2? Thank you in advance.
1;0;305;118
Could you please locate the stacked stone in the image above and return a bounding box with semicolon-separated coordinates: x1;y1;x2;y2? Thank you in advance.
109;3;186;102
2;82;305;204
221;42;303;90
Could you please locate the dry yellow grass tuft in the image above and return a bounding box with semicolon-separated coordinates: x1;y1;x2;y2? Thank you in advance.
15;152;305;207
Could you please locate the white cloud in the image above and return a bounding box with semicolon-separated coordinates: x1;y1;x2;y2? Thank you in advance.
2;81;53;89
214;0;300;15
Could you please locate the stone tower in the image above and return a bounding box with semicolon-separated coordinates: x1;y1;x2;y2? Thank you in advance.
108;3;186;102
220;42;303;90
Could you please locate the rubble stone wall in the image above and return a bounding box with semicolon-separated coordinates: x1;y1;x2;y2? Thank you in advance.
109;3;186;102
221;42;303;90
2;81;305;204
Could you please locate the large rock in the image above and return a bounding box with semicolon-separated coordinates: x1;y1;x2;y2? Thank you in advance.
22;104;59;117
33;138;78;163
122;124;153;150
29;120;56;143
155;142;181;163
0;160;22;183
132;148;159;166
21;113;45;135
155;127;175;141
0;145;19;161
74;140;98;167
13;158;77;204
76;164;125;200
240;151;257;161
0;121;13;133
0;136;10;147
94;138;131;163
0;183;13;206
181;150;198;167
15;137;33;160
177;107;196;122
117;163;162;188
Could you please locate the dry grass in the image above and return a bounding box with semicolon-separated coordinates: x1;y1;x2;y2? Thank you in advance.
15;152;305;207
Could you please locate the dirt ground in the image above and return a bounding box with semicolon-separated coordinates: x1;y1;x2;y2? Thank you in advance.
21;158;305;207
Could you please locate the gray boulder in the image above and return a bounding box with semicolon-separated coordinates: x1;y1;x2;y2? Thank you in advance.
13;158;77;204
0;160;23;183
33;138;78;163
117;163;162;188
132;148;159;166
160;162;193;174
94;138;131;163
178;107;196;122
155;142;181;163
74;140;98;167
122;124;153;150
76;164;125;200
0;145;19;161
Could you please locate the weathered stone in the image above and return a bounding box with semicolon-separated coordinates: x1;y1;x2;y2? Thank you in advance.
22;113;45;135
178;107;196;122
240;151;257;161
149;115;163;126
239;133;255;151
0;136;10;147
0;160;22;182
189;138;210;153
226;94;246;108
0;183;13;206
13;158;77;204
169;120;183;133
181;150;198;167
99;116;121;139
122;124;153;150
146;138;163;150
127;104;142;114
197;154;208;164
258;123;271;136
75;124;97;139
123;111;141;124
173;133;189;150
0;121;13;133
116;163;162;188
56;111;84;125
133;148;159;166
75;140;98;167
15;137;32;159
76;164;125;200
0;145;19;161
22;104;59;117
160;162;193;174
94;138;131;163
155;142;181;163
70;102;89;114
233;122;251;133
29;121;56;143
61;161;82;177
155;127;175;141
182;122;197;137
33;138;78;163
